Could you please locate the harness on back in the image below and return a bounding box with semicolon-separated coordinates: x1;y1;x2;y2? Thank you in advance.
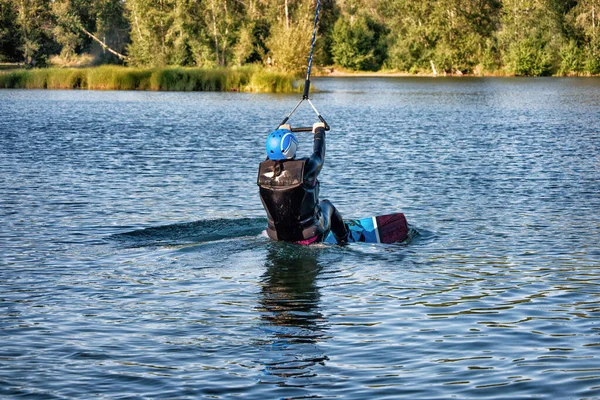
257;159;321;242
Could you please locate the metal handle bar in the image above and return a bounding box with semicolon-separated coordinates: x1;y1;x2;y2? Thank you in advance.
290;127;314;132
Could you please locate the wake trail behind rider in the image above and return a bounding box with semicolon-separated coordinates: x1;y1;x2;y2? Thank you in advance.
257;122;348;245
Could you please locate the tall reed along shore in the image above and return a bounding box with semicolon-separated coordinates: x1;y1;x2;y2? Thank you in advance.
0;66;301;93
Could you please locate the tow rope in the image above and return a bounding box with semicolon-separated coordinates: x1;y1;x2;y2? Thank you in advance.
278;0;330;132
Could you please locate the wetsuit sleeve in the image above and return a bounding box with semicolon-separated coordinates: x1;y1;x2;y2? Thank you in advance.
304;127;325;183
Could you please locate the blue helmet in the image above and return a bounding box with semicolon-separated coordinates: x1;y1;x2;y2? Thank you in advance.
265;128;298;160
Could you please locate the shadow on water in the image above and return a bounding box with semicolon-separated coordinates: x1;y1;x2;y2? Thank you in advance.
256;243;329;382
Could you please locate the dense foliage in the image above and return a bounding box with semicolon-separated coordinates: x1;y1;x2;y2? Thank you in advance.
1;0;599;75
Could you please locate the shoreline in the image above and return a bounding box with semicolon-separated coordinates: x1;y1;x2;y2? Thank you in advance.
312;71;600;79
314;68;600;78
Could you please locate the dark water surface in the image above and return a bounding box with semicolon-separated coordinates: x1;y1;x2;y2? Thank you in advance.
1;78;599;399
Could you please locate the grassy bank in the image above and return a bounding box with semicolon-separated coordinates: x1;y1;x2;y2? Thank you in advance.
0;66;302;93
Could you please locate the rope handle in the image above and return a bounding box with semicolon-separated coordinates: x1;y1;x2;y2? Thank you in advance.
304;0;321;99
278;0;329;131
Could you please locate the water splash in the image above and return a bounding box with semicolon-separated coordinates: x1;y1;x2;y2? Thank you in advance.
110;217;267;248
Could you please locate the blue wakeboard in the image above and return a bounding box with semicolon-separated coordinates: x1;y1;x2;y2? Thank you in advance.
324;213;409;244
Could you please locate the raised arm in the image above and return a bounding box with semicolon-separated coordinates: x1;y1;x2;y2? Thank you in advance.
305;122;326;183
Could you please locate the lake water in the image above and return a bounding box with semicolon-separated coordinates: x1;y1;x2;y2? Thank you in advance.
1;77;599;399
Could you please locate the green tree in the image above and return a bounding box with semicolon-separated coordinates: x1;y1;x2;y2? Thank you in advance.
233;23;256;66
169;0;211;66
266;0;314;72
380;0;500;74
497;0;563;76
430;0;501;74
0;0;22;62
331;13;386;70
266;18;312;72
126;0;213;66
567;0;600;73
558;39;583;74
379;0;438;72
126;0;175;66
11;0;56;66
51;0;84;61
205;0;244;66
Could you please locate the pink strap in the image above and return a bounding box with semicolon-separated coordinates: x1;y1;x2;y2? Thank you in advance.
295;235;320;246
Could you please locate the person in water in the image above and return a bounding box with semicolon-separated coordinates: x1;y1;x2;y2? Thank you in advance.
257;122;349;245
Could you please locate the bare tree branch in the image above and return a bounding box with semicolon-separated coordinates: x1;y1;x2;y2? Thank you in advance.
80;26;129;61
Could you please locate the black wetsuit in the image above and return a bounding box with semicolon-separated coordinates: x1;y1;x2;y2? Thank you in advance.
257;127;348;243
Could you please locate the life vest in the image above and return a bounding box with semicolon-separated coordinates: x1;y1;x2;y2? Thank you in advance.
257;159;321;241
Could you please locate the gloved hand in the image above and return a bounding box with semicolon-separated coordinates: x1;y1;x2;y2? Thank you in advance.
278;124;291;131
312;122;325;133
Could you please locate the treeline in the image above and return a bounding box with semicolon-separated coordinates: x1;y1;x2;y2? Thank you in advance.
1;0;599;76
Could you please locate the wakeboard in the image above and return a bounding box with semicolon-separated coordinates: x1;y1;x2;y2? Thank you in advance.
324;213;409;244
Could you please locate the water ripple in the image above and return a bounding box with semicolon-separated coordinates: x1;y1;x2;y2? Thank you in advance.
1;80;600;398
